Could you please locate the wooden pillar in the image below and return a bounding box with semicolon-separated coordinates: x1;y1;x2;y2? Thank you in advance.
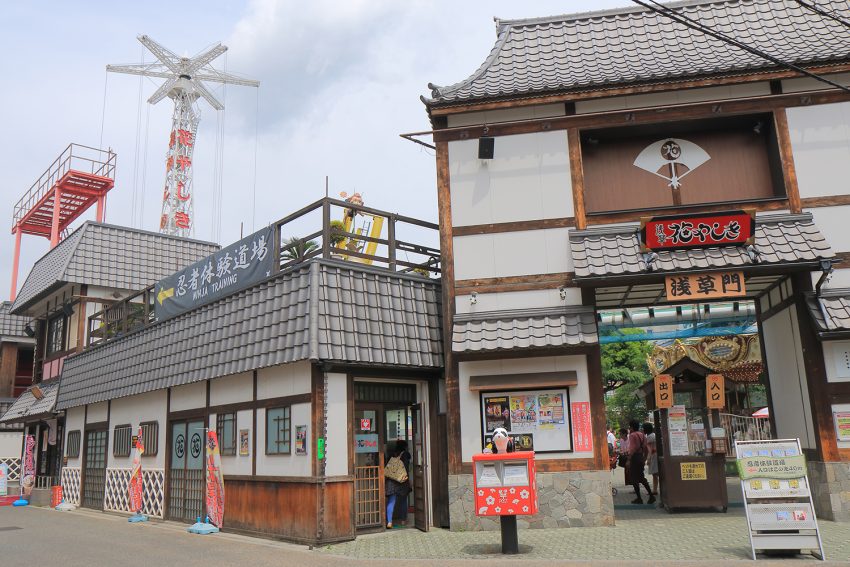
581;288;608;470
773;108;802;214
792;273;839;461
435;140;462;475
567;129;587;230
0;343;19;398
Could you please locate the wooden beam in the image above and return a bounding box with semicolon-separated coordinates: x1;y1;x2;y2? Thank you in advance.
452;217;575;237
587;198;789;226
428;62;850;117
567;129;587;230
455;272;576;295
800;194;850;208
432;88;850;143
773;108;802;213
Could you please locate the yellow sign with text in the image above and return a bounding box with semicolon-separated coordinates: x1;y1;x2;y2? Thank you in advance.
681;462;707;481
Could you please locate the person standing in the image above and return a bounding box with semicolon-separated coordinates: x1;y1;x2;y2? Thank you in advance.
643;422;659;497
627;420;654;504
385;440;411;529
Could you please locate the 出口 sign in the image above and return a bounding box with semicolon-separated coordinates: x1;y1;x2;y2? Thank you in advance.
154;226;275;320
655;374;673;409
641;210;755;252
665;271;746;302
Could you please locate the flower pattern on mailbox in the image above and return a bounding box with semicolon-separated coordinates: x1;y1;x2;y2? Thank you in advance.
471;451;539;517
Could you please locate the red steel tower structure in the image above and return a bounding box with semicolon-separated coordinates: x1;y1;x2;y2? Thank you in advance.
10;143;116;300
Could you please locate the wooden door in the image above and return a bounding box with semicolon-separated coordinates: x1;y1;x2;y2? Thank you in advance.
409;403;428;532
167;419;206;523
81;429;107;509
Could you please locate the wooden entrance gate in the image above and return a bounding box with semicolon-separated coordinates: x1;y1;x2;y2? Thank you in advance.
354;460;384;528
82;429;107;509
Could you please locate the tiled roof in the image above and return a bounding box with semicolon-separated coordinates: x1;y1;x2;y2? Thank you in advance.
0;302;31;339
425;0;850;106
56;259;442;409
569;212;833;280
452;306;598;353
806;289;850;338
0;381;59;424
11;222;219;315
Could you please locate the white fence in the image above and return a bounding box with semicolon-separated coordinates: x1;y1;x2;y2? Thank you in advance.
719;412;772;457
61;467;81;505
0;457;21;481
104;468;165;518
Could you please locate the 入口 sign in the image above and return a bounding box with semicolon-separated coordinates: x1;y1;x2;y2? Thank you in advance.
680;462;707;480
665;271;746;302
706;374;725;410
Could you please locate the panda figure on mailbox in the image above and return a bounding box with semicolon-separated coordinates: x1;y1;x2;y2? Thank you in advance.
483;427;514;454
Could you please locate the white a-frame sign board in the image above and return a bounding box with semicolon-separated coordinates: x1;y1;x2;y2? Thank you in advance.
736;439;825;561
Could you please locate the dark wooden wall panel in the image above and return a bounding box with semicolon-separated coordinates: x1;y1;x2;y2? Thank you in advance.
322;480;355;541
224;480;318;542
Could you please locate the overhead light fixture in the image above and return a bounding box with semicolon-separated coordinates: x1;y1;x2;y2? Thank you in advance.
559;287;567;300
470;292;478;305
24;323;35;338
62;303;74;317
478;137;495;160
31;385;44;400
643;252;659;272
753;121;763;134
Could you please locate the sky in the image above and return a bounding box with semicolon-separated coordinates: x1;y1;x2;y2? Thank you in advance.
0;0;632;301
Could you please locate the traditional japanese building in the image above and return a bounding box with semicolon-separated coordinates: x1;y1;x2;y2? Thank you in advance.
48;198;444;543
422;0;850;527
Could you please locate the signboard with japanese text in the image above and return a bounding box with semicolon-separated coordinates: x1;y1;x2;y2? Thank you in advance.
834;412;850;442
0;463;7;496
480;388;570;453
570;402;593;452
680;462;707;480
205;431;225;528
706;374;725;409
640;209;755;252
355;434;379;453
665;271;746;302
737;454;807;480
655;374;673;409
154;226;275;320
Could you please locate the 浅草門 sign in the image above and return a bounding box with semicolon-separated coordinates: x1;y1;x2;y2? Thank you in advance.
665;271;746;302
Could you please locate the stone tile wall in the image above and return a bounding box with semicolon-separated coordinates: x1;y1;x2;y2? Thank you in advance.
809;461;850;521
448;470;615;530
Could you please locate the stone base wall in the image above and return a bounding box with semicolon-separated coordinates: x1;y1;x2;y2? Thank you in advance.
809;461;850;521
448;470;615;530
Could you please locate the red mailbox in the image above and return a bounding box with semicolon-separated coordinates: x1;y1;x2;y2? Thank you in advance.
472;451;538;517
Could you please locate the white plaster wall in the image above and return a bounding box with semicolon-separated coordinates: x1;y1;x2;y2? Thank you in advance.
446;103;565;128
453;228;573;282
87;401;108;424
325;372;348;477
209;372;252;406
107;390;168;469
574;83;771;113
457;355;592;463
817;268;850;290
257;360;311;400
761;306;817;448
448;130;573;227
805;206;850;253
781;72;850;93
170;381;206;411
64;406;85;468
455;288;583;314
211;409;253;477
787;101;850;199
0;431;21;458
824;340;850;383
255;402;311;477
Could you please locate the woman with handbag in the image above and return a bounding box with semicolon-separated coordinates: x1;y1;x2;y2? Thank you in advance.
384;440;412;529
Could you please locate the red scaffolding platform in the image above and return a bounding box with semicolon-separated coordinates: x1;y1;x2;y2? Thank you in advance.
10;143;116;300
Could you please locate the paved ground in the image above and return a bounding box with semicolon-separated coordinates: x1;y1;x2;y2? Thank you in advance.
1;504;849;566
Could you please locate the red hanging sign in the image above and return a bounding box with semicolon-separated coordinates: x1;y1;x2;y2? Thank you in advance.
640;209;755;252
570;402;593;452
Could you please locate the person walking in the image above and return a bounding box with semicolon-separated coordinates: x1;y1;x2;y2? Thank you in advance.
385;440;411;529
627;420;654;504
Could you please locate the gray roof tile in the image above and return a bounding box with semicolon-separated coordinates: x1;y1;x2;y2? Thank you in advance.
0;302;31;338
426;0;850;106
0;381;59;423
453;306;598;353
570;212;833;280
56;260;442;409
806;288;850;338
11;222;219;315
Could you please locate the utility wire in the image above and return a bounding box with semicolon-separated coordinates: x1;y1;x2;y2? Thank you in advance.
632;0;850;94
793;0;850;31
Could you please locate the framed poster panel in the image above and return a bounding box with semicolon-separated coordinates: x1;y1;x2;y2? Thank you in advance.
480;388;572;453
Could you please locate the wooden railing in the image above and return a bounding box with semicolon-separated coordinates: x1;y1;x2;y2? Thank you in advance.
86;197;440;348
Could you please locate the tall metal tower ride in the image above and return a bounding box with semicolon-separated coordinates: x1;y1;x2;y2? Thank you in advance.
107;36;259;237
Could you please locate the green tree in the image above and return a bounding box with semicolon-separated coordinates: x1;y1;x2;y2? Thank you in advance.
601;329;654;429
281;237;319;261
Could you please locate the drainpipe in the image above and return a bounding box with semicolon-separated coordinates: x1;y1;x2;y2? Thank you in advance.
815;259;834;297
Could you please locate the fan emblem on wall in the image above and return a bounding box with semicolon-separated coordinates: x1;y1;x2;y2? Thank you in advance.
633;138;711;190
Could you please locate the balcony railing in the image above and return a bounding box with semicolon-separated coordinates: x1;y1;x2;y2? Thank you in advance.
87;197;440;348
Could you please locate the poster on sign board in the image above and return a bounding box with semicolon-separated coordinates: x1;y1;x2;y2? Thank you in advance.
480;388;571;453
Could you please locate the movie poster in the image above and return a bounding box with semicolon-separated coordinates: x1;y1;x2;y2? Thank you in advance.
484;396;511;432
509;395;537;430
537;393;565;425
